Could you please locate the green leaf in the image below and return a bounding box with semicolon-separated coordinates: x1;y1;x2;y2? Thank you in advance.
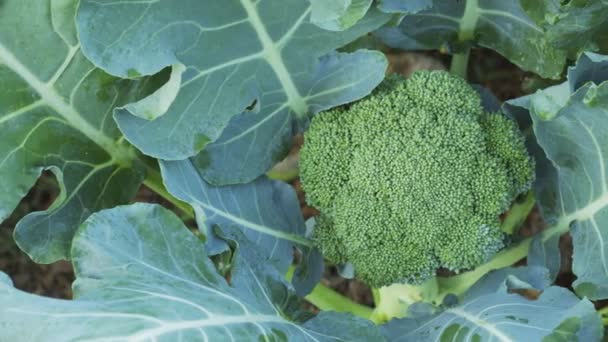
77;0;390;171
375;0;567;79
567;51;608;90
462;266;552;300
522;0;608;57
308;0;432;31
532;82;608;299
198;50;387;185
160;159;321;295
310;0;373;31
506;52;608;299
528;234;561;282
0;0;160;262
383;273;602;341
377;0;432;14
0;204;383;341
0;273;11;286
123;63;186;120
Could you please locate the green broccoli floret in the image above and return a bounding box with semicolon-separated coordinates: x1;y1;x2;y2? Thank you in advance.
300;70;534;287
480;112;535;198
311;214;347;264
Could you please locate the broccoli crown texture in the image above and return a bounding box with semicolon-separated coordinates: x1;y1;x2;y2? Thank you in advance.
300;71;534;287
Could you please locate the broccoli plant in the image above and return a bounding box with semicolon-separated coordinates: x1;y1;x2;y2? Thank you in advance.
301;71;534;288
1;0;608;341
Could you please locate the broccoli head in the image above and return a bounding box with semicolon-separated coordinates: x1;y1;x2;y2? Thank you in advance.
300;70;534;287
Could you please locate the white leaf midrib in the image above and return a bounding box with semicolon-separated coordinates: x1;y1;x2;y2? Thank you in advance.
0;41;133;166
123;314;287;342
445;308;513;342
9;307;290;342
561;184;608;224
416;1;543;38
240;0;308;118
193;200;313;248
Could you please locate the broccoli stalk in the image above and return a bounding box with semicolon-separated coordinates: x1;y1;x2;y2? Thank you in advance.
370;279;440;324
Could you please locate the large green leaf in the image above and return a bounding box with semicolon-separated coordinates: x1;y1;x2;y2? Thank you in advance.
160;159;322;296
460;266;552;301
505;53;608;299
0;204;382;341
308;0;431;31
197;50;386;185
0;0;161;262
374;0;567;79
522;0;608;57
383;271;602;341
77;0;389;184
310;0;373;31
377;0;432;13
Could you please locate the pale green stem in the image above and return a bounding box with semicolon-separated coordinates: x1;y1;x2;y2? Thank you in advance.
598;306;608;326
450;0;479;79
450;50;471;79
371;288;381;305
501;192;536;234
305;282;374;319
142;161;194;219
266;168;299;182
286;266;373;319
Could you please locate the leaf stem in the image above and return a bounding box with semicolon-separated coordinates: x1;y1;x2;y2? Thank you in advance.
305;282;374;319
142;161;194;219
501;192;536;234
286;265;373;319
598;306;608;326
266;168;299;182
371;288;381;305
450;50;471;79
450;0;478;79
